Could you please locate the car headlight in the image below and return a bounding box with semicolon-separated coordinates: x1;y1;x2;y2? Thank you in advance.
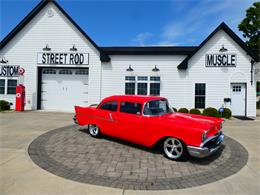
202;131;207;142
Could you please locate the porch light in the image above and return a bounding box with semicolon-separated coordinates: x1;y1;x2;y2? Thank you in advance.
126;65;134;71
219;45;228;52
70;44;77;51
152;65;160;72
0;57;8;64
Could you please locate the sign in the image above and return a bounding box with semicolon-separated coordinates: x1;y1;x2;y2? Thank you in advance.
0;65;20;77
37;52;89;65
205;54;236;67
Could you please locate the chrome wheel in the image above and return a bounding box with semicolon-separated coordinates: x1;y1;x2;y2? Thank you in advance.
163;137;184;160
88;125;100;137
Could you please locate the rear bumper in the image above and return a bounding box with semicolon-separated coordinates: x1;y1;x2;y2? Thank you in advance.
187;132;224;158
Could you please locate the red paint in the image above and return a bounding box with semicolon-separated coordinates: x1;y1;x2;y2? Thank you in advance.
15;84;25;111
75;95;224;147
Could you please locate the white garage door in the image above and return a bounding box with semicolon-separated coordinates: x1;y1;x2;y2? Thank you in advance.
41;68;89;111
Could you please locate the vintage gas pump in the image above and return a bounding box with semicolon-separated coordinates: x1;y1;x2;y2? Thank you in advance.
15;84;25;111
15;67;25;111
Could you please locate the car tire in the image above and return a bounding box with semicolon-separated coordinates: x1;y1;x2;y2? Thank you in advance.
88;124;101;138
162;137;187;160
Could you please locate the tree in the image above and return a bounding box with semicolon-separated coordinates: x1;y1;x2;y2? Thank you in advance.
238;2;260;51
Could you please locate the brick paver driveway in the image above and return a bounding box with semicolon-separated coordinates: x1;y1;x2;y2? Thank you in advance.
28;124;248;190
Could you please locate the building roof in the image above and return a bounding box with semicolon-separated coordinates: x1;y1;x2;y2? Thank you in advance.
177;22;259;70
0;0;110;62
101;46;197;55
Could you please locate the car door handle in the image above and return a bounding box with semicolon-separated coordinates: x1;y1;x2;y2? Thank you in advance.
109;113;113;122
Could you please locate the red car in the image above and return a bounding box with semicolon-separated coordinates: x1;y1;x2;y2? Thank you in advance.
74;95;224;160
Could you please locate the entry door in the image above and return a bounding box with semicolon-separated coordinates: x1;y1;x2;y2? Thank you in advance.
41;68;88;111
231;83;246;116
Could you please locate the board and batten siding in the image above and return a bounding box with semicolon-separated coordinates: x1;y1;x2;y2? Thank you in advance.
101;30;256;117
0;2;101;110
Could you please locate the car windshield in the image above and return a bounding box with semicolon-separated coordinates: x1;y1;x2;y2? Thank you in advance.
143;99;173;116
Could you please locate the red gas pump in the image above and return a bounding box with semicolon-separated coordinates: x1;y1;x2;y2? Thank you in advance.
15;84;25;111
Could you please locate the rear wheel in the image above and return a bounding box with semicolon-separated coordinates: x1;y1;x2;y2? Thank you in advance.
88;124;101;138
163;137;187;160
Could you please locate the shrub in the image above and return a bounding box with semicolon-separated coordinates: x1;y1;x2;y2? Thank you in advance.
221;108;232;119
178;108;189;113
189;108;201;115
257;100;260;109
203;107;220;118
172;107;177;112
0;100;10;111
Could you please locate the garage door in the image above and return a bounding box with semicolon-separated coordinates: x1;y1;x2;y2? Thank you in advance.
41;68;89;111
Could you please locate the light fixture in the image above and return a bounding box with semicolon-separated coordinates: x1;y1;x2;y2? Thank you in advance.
152;65;160;72
0;57;8;64
126;65;134;71
219;45;228;52
70;44;77;51
43;44;51;51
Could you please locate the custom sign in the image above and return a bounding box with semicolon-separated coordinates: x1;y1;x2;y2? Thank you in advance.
37;52;89;65
0;65;20;77
205;54;236;67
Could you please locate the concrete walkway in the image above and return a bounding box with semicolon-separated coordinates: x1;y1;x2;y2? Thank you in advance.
0;111;260;195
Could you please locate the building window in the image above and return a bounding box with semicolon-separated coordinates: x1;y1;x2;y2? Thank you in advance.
150;76;160;96
137;76;148;95
43;69;56;74
125;76;135;95
99;101;118;112
59;69;72;74
75;69;88;75
195;83;206;109
120;101;142;115
0;79;5;94
7;79;17;95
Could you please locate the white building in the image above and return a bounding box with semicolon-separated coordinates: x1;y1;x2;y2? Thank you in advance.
0;0;259;117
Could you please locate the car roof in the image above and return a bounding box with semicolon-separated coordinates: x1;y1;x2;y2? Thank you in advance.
101;95;166;104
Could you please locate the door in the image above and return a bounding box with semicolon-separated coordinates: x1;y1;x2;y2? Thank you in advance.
231;83;246;116
116;101;147;145
41;68;88;111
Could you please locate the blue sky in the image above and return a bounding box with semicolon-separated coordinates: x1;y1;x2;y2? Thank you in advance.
0;0;256;46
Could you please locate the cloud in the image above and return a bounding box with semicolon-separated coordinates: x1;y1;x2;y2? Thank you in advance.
132;32;153;46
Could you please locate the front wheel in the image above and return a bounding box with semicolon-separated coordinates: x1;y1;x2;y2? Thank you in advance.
88;124;101;138
163;137;187;160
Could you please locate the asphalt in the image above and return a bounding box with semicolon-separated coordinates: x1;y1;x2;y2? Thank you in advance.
0;110;260;195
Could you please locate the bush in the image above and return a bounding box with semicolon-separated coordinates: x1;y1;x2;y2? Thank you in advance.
203;107;220;118
257;100;260;109
221;108;232;119
0;100;10;111
189;108;201;115
178;108;189;113
172;107;177;112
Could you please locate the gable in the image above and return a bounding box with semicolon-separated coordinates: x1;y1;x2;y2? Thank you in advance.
178;22;259;70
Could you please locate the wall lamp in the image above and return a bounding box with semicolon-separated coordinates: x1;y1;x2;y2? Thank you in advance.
70;44;77;51
43;44;51;51
219;45;228;52
126;65;134;71
152;65;160;72
0;57;8;64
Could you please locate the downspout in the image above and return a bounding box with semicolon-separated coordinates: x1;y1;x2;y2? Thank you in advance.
100;61;103;102
250;59;255;86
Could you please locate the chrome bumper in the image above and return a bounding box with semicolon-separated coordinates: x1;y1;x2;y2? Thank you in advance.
187;132;224;158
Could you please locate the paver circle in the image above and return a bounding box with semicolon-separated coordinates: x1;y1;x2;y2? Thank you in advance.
28;125;248;190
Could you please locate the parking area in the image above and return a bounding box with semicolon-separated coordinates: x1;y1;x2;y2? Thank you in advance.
1;111;260;194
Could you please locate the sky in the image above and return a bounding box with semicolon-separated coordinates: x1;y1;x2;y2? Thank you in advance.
0;0;256;47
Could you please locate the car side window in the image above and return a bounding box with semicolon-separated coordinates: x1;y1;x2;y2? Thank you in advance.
99;101;118;112
120;102;142;115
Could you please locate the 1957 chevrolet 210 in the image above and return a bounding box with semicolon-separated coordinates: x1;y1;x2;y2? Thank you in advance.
74;95;224;160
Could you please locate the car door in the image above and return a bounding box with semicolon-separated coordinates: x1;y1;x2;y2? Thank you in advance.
95;101;118;135
116;101;147;145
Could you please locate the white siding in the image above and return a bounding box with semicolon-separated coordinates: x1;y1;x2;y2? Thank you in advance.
0;2;101;110
101;30;256;117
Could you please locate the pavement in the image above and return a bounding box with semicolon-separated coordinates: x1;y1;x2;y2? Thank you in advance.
0;111;260;195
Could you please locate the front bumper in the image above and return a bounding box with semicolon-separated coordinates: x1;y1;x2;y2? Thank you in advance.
187;132;224;158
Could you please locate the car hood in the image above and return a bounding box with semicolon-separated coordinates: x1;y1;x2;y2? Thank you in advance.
162;112;218;132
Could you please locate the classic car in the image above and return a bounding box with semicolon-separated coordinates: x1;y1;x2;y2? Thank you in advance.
74;95;224;160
